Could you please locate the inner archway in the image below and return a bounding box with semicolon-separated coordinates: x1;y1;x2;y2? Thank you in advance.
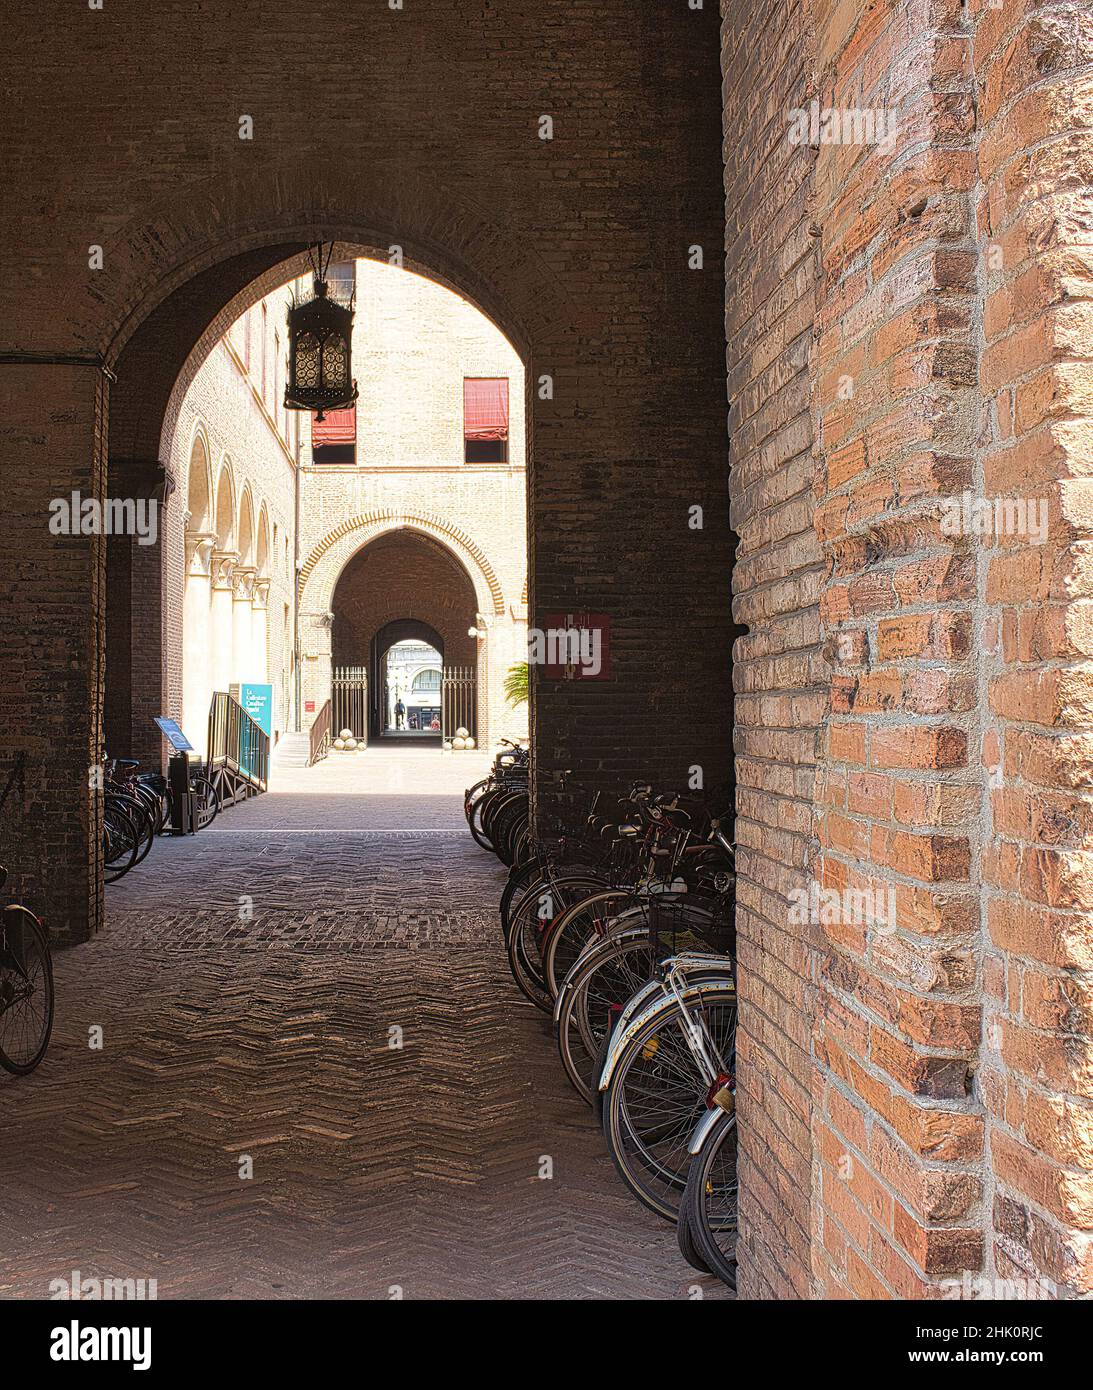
381;636;444;740
330;530;480;746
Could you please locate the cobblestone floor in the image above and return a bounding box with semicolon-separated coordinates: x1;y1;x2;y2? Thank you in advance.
1;749;728;1300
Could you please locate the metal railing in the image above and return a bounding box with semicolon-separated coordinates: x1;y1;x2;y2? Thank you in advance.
206;691;269;803
442;665;477;742
333;667;368;742
309;698;332;765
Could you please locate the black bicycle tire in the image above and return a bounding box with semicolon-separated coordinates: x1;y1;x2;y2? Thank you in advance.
683;1109;738;1290
0;908;54;1075
103;804;140;882
190;774;221;826
677;1203;713;1275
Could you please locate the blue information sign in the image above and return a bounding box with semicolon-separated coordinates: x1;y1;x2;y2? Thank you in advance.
240;683;274;737
154;717;193;752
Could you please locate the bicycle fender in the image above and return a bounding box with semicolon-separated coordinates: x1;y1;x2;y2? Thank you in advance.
552;923;654;1028
687;1105;726;1156
597;977;737;1093
612;948;734;1036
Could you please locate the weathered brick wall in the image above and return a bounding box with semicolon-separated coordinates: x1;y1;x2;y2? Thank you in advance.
739;0;1090;1301
809;0;986;1297
0;366;107;946
722;0;824;1299
973;0;1093;1298
726;0;1093;1300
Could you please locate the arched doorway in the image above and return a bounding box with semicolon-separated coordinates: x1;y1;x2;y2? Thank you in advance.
375;631;445;741
329;529;480;747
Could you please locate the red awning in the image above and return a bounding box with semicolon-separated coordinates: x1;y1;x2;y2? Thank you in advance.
312;406;356;446
463;378;509;441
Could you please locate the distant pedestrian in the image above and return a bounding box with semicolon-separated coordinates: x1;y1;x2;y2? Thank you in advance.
395;699;405;729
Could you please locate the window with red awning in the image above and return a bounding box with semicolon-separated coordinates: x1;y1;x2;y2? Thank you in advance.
312;406;357;447
463;378;509;442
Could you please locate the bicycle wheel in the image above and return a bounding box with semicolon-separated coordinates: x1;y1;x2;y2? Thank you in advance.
0;907;54;1075
560;931;728;1105
505;873;605;1011
683;1108;738;1289
677;1204;713;1275
557;931;653;1104
464;777;491;823
190;774;220;826
602;982;737;1221
110;791;155;866
490;794;528;867
469;786;506;851
103;802;140;883
541;886;639;999
500;855;548;936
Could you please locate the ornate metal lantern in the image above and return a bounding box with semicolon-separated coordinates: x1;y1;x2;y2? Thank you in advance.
284;243;358;421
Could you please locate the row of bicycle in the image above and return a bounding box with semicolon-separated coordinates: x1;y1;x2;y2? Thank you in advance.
465;744;738;1289
103;757;220;882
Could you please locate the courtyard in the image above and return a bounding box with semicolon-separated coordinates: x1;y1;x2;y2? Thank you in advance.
0;750;725;1300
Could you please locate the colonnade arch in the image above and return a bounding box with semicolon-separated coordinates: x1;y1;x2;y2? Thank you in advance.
181;441;273;754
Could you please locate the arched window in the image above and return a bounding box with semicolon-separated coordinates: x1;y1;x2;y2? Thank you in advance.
412;668;442;693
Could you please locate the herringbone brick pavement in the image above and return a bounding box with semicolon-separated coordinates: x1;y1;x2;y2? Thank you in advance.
1;750;728;1300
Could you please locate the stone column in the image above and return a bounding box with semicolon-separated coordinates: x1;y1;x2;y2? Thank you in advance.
210;550;238;698
231;566;257;687
181;532;216;755
250;577;270;685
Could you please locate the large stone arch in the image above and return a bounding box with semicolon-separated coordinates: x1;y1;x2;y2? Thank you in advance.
9;15;736;994
90;164;559;834
94;158;567;475
300;511;503;621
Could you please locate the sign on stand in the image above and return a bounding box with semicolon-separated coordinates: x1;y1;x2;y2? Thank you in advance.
154;717;194;753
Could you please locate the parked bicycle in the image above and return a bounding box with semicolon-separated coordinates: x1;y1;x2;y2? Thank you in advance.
467;753;739;1290
102;753;221;883
0;861;54;1076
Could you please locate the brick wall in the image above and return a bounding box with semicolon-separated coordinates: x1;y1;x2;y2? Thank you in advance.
0;365;107;946
723;0;1093;1299
808;0;987;1300
974;0;1093;1298
722;0;824;1298
331;531;478;671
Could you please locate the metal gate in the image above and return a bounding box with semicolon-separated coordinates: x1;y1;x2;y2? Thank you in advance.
441;665;477;743
332;666;368;741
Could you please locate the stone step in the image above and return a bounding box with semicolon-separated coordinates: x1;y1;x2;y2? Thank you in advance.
272;732;312;766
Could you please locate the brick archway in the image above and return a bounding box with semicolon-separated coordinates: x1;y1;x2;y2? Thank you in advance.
304;521;492;747
300;512;504;620
98;159;566;473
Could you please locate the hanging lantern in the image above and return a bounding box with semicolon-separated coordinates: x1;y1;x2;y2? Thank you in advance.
284;242;358;421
